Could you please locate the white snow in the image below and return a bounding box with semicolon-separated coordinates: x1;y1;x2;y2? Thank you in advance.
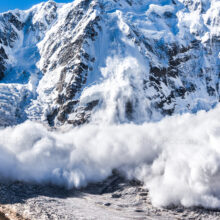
1;105;220;208
80;56;151;124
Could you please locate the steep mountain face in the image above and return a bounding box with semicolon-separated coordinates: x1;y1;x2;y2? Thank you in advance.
0;0;219;126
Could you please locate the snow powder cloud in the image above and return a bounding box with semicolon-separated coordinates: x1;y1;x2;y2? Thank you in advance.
1;105;220;208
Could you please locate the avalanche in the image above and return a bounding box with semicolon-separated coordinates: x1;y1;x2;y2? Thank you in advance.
1;106;220;208
0;0;219;210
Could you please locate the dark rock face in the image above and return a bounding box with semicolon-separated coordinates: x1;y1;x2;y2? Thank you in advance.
0;12;23;81
0;12;23;48
0;47;8;80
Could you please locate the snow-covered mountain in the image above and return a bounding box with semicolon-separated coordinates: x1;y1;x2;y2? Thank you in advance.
1;0;220;211
0;0;219;126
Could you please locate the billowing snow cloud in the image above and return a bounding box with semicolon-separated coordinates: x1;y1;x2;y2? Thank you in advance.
1;105;220;208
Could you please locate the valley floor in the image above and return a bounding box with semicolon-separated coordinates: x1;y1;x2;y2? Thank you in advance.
0;173;220;220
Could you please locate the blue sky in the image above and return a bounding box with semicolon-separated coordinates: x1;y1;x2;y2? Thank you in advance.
0;0;73;12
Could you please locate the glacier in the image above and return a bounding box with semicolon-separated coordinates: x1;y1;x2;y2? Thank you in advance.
0;0;219;209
